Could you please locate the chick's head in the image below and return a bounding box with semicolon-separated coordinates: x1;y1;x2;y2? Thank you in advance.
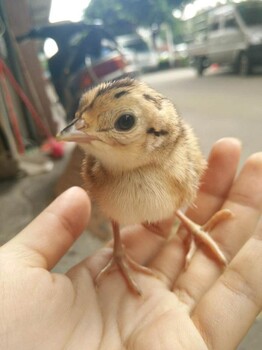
58;78;182;172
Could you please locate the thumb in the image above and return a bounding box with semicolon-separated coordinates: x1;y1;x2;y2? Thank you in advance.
2;187;91;270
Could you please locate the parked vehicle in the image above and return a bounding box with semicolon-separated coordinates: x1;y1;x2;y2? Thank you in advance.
158;47;175;69
18;22;137;118
116;34;158;72
173;43;189;67
185;1;262;75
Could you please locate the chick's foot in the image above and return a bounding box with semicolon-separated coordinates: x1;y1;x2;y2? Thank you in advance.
176;209;233;268
95;221;154;295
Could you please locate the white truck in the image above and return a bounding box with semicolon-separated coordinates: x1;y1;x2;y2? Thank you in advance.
185;1;262;75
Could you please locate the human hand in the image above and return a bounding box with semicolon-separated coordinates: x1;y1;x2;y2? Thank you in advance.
0;138;261;350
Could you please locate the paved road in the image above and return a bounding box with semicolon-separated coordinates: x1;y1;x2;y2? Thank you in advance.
142;67;262;163
143;67;262;349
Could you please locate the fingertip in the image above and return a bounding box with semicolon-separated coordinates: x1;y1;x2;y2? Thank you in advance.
206;138;242;175
211;138;242;158
55;186;91;236
60;186;91;211
60;185;89;201
245;152;262;169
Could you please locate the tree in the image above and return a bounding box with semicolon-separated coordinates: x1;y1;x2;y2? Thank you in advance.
84;0;185;36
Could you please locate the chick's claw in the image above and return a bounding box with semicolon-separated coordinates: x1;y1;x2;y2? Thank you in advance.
95;221;155;296
95;247;154;296
176;209;234;268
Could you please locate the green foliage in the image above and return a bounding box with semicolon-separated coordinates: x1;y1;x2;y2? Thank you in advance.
84;0;185;36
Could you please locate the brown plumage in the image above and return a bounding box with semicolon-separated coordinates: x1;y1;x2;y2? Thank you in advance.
58;78;231;295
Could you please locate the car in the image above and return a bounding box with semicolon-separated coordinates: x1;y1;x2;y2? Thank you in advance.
185;1;262;75
116;34;158;72
18;22;138;117
173;43;189;67
118;47;141;76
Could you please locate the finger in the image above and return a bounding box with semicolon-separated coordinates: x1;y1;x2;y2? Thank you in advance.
192;217;262;350
186;137;242;225
148;138;241;288
2;187;91;270
174;152;262;308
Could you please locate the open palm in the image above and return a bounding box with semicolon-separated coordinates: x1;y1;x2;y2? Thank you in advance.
1;138;261;350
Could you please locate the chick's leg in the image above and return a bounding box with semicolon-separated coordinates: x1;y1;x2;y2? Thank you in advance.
95;221;153;295
176;209;233;268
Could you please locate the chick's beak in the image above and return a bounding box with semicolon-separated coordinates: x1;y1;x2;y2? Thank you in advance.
57;118;97;143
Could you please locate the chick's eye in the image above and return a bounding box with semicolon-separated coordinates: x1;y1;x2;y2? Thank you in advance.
114;114;135;131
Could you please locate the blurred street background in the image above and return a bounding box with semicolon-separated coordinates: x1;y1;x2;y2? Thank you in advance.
0;0;262;348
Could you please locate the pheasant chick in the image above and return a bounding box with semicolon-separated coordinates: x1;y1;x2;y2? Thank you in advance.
58;78;231;295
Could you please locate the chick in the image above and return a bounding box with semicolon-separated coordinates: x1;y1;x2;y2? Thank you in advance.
58;78;231;295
